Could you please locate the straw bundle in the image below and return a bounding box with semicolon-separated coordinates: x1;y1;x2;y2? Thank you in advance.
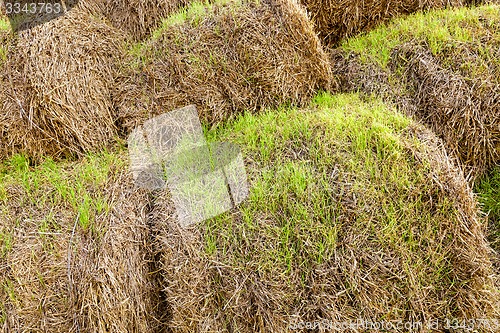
0;8;124;162
115;0;332;132
81;0;191;40
0;155;163;332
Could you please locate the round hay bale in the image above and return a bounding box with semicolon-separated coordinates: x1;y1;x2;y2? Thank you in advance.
79;0;191;40
331;5;500;179
301;0;469;46
0;153;164;332
392;43;500;180
0;8;125;162
115;0;332;132
150;94;499;331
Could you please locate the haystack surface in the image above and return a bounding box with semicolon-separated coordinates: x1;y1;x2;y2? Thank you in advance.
0;153;163;332
476;166;500;268
0;8;124;162
394;43;500;180
151;93;499;331
1;93;498;331
337;5;500;179
115;0;332;132
80;0;191;40
301;0;474;45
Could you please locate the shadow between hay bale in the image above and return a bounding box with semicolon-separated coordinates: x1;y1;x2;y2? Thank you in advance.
115;0;333;133
0;8;124;162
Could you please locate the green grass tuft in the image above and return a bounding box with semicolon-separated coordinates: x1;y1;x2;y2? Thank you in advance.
0;18;9;32
156;0;240;34
476;166;500;249
0;150;121;235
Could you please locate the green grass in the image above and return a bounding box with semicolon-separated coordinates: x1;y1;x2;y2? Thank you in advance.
0;151;120;239
0;17;11;65
0;230;12;259
157;0;243;32
0;18;10;32
160;0;210;30
342;4;500;68
476;166;500;249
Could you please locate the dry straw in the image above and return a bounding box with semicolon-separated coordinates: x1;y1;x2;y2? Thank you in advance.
0;14;10;43
115;0;332;133
301;0;474;45
332;41;500;179
393;44;500;179
0;8;124;162
80;0;191;40
0;158;163;332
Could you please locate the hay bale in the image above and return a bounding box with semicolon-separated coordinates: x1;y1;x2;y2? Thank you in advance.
0;8;124;162
392;43;500;179
150;94;499;331
332;44;500;179
333;5;500;179
301;0;470;45
115;0;332;132
73;169;164;332
0;153;164;332
80;0;191;40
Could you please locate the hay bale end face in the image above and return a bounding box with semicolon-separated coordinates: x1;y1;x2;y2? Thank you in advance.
0;9;125;162
115;0;332;132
